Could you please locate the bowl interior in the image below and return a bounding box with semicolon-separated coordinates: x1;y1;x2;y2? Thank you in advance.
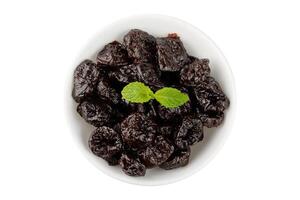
67;15;236;186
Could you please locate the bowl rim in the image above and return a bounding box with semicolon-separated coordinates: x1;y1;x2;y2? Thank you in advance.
66;14;237;186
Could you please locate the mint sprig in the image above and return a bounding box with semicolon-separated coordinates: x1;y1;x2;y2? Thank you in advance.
121;81;189;108
121;82;154;103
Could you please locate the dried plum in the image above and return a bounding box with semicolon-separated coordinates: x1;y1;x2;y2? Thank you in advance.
198;112;225;128
156;34;189;71
136;63;162;86
159;125;173;138
89;126;122;164
175;116;204;149
121;113;157;148
72;60;99;102
108;64;138;83
97;41;131;67
109;63;161;86
77;100;112;127
180;58;211;86
119;153;146;176
138;136;174;167
160;147;191;170
193;77;229;114
97;78;120;104
124;29;156;63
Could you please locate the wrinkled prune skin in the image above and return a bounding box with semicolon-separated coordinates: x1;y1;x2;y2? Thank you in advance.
72;60;99;102
123;29;157;63
138;136;174;167
193;77;230;114
97;41;131;67
77;100;112;127
136;63;162;86
121;113;157;148
119;153;146;176
160;147;190;170
159;125;174;139
156;34;189;72
175;116;204;149
180;58;211;86
109;63;161;87
97;78;120;104
108;64;138;83
157;99;191;121
89;126;122;163
198;112;224;128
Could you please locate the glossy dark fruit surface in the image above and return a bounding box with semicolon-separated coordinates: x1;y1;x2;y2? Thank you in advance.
124;29;157;63
198;112;225;128
97;41;131;67
89;126;122;163
72;29;230;176
138;136;174;166
97;77;120;104
156;34;189;71
120;113;157;148
180;58;211;86
77;100;112;127
108;63;161;86
160;147;191;170
119;153;146;176
72;60;99;102
193;77;230;114
175;116;204;149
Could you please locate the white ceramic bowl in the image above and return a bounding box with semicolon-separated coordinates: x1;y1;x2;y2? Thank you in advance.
66;14;236;186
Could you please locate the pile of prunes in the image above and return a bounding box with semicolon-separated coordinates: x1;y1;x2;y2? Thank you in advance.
72;29;229;176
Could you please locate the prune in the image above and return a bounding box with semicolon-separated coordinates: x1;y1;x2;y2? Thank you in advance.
77;100;112;127
180;58;211;86
97;78;120;104
89;126;122;164
156;34;189;71
160;147;191;170
123;29;157;63
136;63;162;86
198;112;225;128
72;60;99;102
97;41;131;67
193;77;230;114
119;153;146;176
121;113;157;148
108;64;137;83
159;125;173;138
138;136;174;167
109;63;161;86
175;116;204;149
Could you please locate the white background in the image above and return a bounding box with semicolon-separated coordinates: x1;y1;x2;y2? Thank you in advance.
0;0;299;199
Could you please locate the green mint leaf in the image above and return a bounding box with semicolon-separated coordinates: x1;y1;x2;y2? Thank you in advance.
154;87;189;108
121;82;154;103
